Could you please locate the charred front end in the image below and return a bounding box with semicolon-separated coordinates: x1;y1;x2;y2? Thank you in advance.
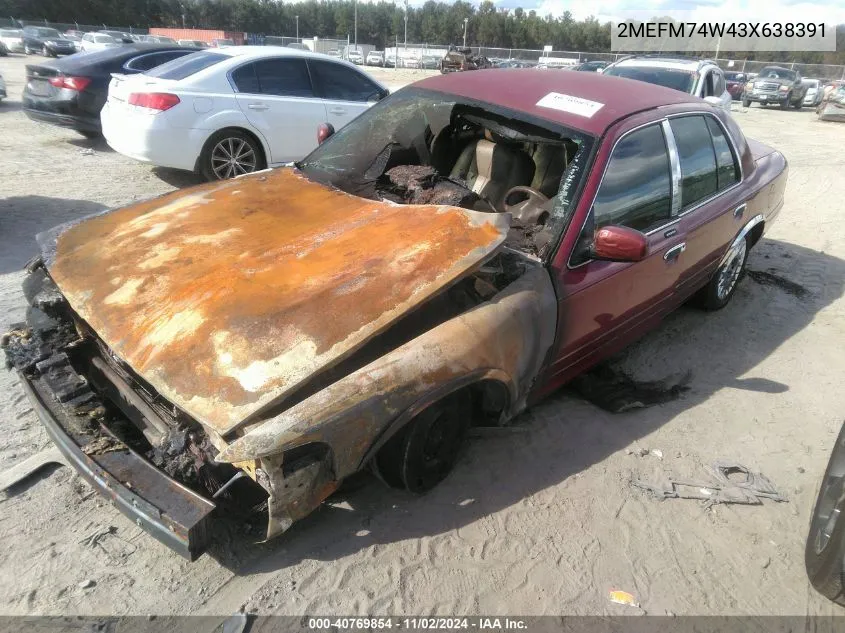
2;263;268;560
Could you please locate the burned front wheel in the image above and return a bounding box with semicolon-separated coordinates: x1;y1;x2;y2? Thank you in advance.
806;422;845;606
375;390;471;493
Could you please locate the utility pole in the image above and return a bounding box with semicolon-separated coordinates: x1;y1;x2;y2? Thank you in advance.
463;17;468;48
295;15;299;41
354;0;358;49
404;0;408;50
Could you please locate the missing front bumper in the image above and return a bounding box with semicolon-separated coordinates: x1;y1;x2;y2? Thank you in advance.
12;362;216;560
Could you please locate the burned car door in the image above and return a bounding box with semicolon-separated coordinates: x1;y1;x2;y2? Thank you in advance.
540;120;687;386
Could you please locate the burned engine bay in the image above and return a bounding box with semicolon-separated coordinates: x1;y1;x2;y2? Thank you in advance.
2;244;535;519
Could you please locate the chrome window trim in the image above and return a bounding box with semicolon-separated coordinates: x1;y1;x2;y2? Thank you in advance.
566;109;745;270
662;119;683;215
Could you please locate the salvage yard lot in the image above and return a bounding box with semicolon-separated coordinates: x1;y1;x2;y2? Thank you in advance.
1;52;845;617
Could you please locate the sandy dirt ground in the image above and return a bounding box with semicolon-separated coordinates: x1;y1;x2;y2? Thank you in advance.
1;53;844;618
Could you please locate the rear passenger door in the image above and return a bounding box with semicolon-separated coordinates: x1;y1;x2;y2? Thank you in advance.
231;57;328;164
666;114;745;301
306;59;386;130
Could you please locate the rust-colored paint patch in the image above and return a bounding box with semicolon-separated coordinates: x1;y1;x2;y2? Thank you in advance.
49;169;508;434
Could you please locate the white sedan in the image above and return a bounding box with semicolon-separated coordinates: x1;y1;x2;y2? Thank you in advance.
80;32;120;52
101;46;388;180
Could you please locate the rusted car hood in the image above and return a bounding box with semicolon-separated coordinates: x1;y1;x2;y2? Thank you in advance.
44;168;509;435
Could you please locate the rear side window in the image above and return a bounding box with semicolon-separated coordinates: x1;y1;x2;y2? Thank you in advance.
308;60;382;102
254;58;313;97
124;51;190;72
146;51;227;80
592;124;672;233
231;63;261;93
669;115;718;208
705;117;740;190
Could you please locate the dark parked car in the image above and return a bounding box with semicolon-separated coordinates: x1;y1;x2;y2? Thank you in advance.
572;60;608;72
99;30;134;44
23;43;199;137
742;66;808;109
724;71;749;100
3;70;788;559
806;422;845;605
22;26;77;57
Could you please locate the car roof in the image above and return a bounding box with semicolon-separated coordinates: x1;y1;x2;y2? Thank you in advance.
43;43;200;70
414;68;701;136
211;45;376;73
612;57;705;71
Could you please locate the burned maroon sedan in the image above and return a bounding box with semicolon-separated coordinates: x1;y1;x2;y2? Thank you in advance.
4;70;787;558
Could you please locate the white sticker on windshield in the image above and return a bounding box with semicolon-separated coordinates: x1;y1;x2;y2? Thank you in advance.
536;92;604;118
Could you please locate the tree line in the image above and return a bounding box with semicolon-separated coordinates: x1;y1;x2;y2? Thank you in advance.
3;0;843;64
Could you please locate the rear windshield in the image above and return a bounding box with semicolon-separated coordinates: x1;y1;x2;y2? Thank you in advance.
604;66;696;93
27;27;61;38
145;51;227;80
0;30;20;37
758;67;796;81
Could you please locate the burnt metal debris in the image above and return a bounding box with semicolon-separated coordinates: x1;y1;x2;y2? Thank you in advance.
632;460;788;508
570;365;693;413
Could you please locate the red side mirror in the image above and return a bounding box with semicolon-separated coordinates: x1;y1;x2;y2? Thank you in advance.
592;225;648;262
317;122;335;145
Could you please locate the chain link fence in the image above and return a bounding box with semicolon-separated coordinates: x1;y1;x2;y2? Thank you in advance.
0;17;148;33
475;47;626;63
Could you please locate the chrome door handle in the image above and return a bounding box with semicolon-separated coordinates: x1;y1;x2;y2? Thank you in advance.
734;203;747;218
329;107;346;115
664;243;686;261
247;103;268;111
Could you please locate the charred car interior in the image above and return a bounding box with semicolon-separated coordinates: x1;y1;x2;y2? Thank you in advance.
297;88;593;259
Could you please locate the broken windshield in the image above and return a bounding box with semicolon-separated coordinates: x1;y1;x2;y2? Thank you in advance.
297;87;594;259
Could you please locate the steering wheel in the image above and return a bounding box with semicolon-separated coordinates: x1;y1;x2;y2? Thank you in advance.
503;186;549;213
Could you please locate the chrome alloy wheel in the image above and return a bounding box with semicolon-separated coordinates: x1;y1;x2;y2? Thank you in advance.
716;238;747;300
210;137;257;179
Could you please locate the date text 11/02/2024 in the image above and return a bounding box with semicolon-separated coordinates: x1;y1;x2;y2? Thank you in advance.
307;618;528;630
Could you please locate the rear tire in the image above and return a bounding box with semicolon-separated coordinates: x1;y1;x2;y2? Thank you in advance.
41;45;51;57
742;97;751;108
793;99;803;110
199;129;265;181
806;422;845;606
77;129;101;140
375;390;472;493
696;236;749;311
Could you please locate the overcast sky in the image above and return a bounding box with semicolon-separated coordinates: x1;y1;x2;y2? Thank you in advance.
394;0;845;24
